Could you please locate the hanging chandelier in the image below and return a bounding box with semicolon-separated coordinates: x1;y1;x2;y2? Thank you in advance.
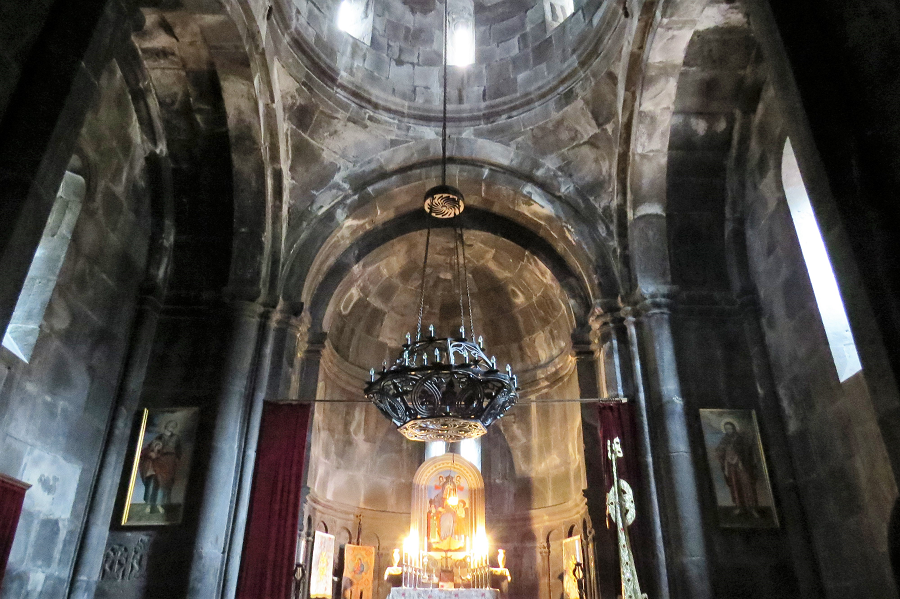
364;0;518;442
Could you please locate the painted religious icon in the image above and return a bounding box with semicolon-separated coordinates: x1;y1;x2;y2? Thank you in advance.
426;469;472;552
311;531;336;599
121;407;199;526
562;535;583;599
699;409;778;528
341;544;374;599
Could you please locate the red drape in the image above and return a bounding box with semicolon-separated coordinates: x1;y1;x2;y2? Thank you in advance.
597;401;640;491
0;475;28;589
236;402;311;599
597;401;649;577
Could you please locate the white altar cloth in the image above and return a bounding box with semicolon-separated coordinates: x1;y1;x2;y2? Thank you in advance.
388;589;499;599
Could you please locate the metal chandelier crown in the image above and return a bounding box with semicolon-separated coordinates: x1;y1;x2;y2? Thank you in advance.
364;0;518;442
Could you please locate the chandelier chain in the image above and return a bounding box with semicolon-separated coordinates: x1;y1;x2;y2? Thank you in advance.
416;222;432;340
441;0;449;186
455;227;465;333
459;226;475;339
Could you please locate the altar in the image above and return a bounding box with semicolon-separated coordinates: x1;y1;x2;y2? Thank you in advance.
388;589;499;599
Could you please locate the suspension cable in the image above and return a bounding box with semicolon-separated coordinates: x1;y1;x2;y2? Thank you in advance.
459;226;475;339
441;0;449;185
416;221;432;340
455;226;465;334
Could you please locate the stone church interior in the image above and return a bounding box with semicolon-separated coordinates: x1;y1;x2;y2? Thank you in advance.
2;0;900;598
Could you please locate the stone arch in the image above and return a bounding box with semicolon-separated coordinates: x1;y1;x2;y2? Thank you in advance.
280;140;622;307
205;2;282;303
623;0;720;292
116;39;176;300
305;207;594;336
339;527;354;546
664;7;762;292
361;531;381;550
132;5;278;304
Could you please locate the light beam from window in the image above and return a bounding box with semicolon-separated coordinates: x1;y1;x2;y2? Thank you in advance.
781;139;861;382
3;170;85;362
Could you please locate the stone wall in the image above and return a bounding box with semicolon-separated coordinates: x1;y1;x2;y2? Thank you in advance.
742;83;898;598
671;310;804;598
96;309;241;599
0;60;152;598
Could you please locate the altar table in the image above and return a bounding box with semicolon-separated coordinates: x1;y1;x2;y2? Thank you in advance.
388;589;499;599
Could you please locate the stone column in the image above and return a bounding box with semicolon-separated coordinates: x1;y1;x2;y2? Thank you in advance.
593;303;633;399
293;324;326;599
572;324;606;599
581;524;599;599
622;305;670;599
187;302;269;599
593;303;668;599
635;292;711;599
68;295;163;599
221;302;304;597
539;542;552;599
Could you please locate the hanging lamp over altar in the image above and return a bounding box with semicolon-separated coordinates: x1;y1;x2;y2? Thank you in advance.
364;0;518;443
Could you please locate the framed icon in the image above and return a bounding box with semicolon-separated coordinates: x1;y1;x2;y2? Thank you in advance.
121;407;199;526
699;409;778;528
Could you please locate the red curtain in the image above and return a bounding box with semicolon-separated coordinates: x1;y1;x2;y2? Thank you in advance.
597;401;649;575
236;402;311;599
0;475;28;589
597;401;640;491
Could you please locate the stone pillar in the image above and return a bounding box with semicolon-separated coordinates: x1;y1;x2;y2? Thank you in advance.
581;524;599;599
634;292;711;599
221;302;304;598
622;305;670;599
573;325;601;400
571;324;605;599
187;302;269;599
291;326;327;401
68;295;163;599
593;304;633;399
539;541;552;599
593;303;668;599
293;324;326;599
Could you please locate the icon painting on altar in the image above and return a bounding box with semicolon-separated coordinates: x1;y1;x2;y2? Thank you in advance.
310;531;336;598
699;409;778;528
342;544;374;599
121;407;199;526
426;469;472;552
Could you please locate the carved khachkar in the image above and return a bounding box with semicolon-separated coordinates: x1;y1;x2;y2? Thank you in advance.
606;438;647;599
101;536;149;581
